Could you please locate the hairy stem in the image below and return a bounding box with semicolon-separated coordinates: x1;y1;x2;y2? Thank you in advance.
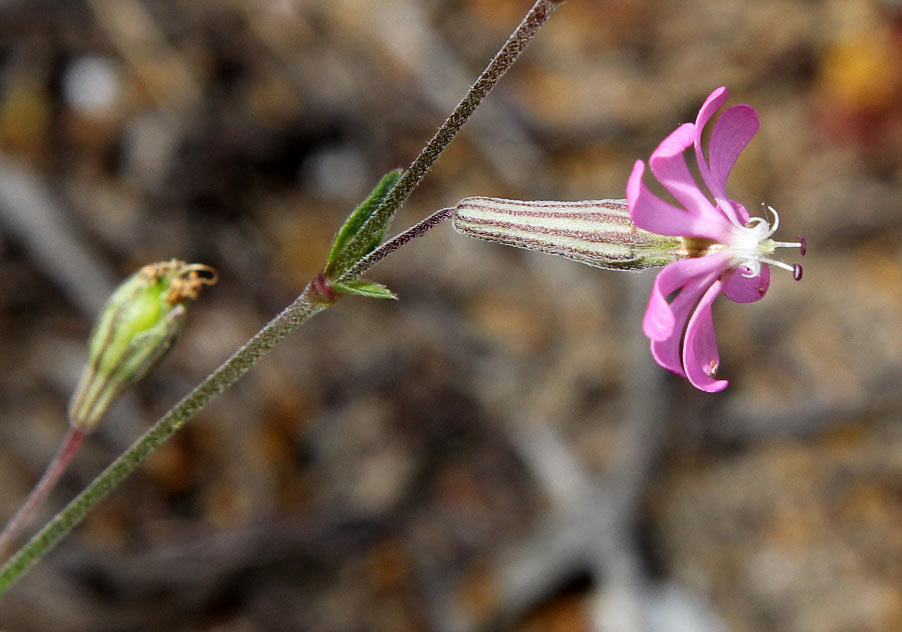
345;207;454;279
334;0;566;274
0;0;564;595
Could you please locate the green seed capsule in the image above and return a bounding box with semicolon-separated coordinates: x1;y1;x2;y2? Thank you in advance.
68;260;217;433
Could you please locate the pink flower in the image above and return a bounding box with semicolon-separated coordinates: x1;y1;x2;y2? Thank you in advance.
627;87;805;392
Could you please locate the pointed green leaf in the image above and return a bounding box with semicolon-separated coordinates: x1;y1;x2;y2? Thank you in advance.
331;280;398;300
324;169;401;278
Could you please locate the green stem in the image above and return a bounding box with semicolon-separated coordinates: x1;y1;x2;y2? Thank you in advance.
344;207;454;280
0;0;565;595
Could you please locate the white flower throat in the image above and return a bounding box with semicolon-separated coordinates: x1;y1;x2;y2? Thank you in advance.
697;204;806;279
732;205;805;279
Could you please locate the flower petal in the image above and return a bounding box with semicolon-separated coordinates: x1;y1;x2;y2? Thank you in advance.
728;201;751;225
649;123;715;218
707;104;759;221
693;86;729;194
722;264;770;303
650;331;685;377
695;87;729;131
627;161;732;240
682;280;729;392
648;265;723;376
642;252;732;342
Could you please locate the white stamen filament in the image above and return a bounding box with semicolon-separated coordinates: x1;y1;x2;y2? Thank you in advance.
728;205;805;279
771;239;804;249
760;257;796;274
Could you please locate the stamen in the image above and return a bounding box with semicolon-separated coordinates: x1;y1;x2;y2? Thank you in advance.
761;257;797;276
764;204;780;234
771;240;804;249
736;205;805;283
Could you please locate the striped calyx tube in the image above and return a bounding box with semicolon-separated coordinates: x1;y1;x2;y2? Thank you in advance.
451;197;681;271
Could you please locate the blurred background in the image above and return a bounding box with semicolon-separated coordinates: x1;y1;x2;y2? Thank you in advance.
0;0;900;630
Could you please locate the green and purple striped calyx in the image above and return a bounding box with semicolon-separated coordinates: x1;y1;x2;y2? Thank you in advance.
452;197;680;271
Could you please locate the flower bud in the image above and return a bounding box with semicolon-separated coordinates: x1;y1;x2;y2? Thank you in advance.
68;260;217;433
452;197;681;271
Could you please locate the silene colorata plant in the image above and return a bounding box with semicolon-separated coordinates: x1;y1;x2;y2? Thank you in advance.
0;0;805;596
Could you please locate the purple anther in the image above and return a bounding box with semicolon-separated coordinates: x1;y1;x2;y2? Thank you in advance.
792;264;803;281
798;236;807;256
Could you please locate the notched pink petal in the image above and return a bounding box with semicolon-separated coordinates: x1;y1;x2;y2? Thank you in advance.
682;281;729;392
723;264;770;303
651;123;698;160
642;254;731;342
646;261;726;374
707;105;759;225
643;261;690;341
709;105;759;186
694;87;729;197
627;161;732;240
695;86;729;132
649;123;714;218
651;336;685;377
644;296;675;342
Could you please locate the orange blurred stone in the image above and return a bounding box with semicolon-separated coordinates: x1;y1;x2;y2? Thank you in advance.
460;560;500;627
0;69;51;164
465;0;524;28
366;539;411;593
816;23;902;154
143;434;197;493
516;591;591;632
820;28;899;114
203;479;255;527
80;494;134;553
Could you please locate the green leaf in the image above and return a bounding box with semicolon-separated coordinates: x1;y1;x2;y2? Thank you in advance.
324;169;401;278
331;280;398;300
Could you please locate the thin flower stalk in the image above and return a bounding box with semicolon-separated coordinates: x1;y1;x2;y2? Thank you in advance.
0;429;84;557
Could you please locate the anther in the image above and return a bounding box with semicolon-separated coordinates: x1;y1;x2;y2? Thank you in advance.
798;236;807;256
792;264;803;281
